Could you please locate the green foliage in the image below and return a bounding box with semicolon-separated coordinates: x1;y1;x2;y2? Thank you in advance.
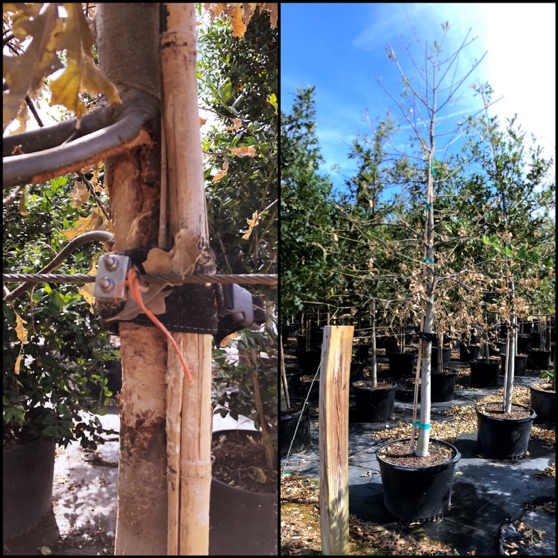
462;84;555;322
198;7;277;453
3;177;117;449
280;86;339;317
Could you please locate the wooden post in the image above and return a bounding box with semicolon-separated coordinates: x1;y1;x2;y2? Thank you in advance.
319;325;354;556
160;4;212;554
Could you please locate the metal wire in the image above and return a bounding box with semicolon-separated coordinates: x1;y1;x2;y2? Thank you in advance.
3;272;277;285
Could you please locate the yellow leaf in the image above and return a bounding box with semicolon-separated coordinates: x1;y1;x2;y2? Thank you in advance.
212;158;229;183
19;186;29;217
38;546;52;556
15;311;28;345
78;254;99;313
199;116;207;127
228;5;247;37
15;353;24;376
61;208;105;240
3;4;64;131
220;332;240;347
225;118;242;131
228;146;256;158
267;93;277;114
242;211;260;240
70;181;90;208
14;310;28;375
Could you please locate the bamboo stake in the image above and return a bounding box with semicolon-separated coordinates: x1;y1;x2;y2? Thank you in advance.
160;4;212;554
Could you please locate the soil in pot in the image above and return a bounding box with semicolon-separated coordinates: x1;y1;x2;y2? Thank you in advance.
376;438;461;522
527;349;551;371
530;383;556;425
3;437;56;540
280;399;311;457
351;380;397;422
350;361;366;385
476;403;536;459
499;354;528;376
469;358;499;388
210;429;277;555
460;343;481;362
387;351;417;379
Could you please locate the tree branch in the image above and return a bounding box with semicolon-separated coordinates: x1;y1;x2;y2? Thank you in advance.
3;107;153;189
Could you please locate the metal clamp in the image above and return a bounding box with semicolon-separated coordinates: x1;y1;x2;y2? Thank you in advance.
221;283;258;329
93;254;131;301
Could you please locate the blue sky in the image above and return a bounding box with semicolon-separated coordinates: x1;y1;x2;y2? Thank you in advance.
281;3;556;195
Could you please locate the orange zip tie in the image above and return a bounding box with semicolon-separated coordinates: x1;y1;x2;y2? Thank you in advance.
125;267;193;384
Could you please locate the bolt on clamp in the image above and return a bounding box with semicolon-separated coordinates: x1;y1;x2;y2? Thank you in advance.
93;254;132;301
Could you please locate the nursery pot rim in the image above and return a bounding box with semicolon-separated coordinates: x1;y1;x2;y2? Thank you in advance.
475;402;537;423
352;378;398;391
530;382;556;394
376;437;461;472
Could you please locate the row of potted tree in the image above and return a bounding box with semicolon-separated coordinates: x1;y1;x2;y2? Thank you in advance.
280;21;554;522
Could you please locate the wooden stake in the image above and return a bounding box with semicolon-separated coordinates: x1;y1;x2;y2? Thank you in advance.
319;325;354;556
160;4;212;554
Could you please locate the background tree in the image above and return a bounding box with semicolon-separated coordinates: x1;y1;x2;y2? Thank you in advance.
462;83;555;410
280;86;338;320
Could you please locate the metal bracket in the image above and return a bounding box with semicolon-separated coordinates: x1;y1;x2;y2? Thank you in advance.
221;283;258;329
93;254;131;301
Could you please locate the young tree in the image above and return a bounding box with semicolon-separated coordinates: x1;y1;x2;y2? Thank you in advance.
373;22;488;456
463;83;555;411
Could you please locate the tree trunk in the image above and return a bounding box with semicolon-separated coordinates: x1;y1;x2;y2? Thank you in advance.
97;4;168;555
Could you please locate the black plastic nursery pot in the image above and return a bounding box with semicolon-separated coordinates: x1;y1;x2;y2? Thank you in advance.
354;344;370;362
280;399;311;457
3;438;56;540
530;384;556;425
517;334;533;354
284;369;302;398
210;430;278;555
476;403;537;459
469;358;499;388
499;354;528;376
387;351;417;379
431;347;451;369
376;438;461;522
352;380;397;422
459;343;481;362
527;349;551;371
431;371;458;402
